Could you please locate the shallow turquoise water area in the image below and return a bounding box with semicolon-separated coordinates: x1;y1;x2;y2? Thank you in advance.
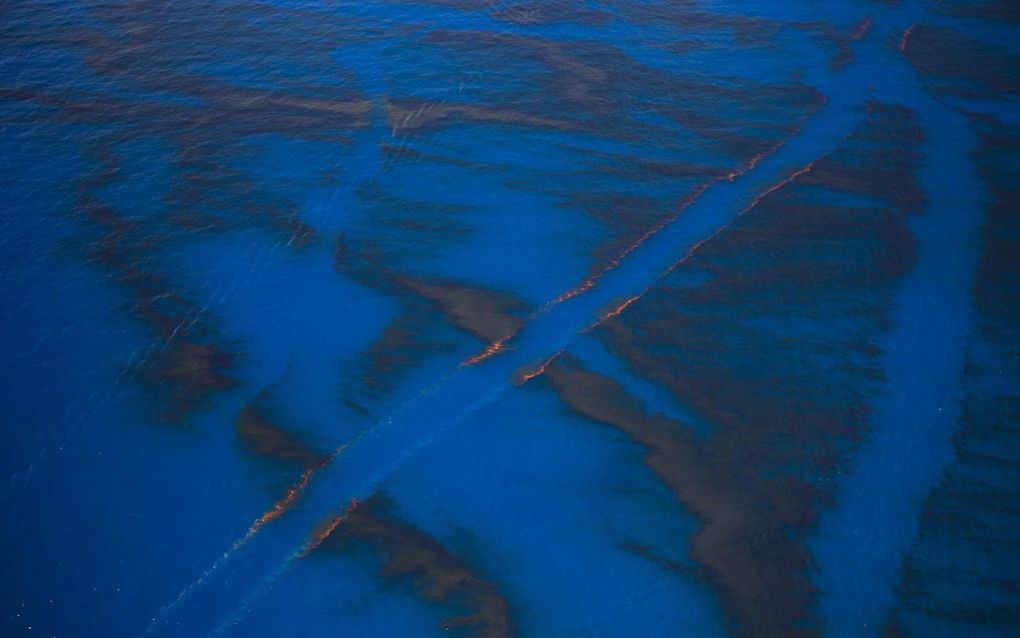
1;1;1018;637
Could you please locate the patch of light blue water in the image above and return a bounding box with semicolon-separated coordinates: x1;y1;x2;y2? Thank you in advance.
810;2;989;635
0;132;276;638
378;385;726;638
225;543;450;638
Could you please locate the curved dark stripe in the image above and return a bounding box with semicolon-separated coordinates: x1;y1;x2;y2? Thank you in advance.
73;138;239;424
316;495;515;638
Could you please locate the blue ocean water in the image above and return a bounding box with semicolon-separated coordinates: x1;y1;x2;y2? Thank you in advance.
1;1;1017;637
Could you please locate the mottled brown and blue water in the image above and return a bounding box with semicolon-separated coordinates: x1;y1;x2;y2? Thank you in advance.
0;1;1017;637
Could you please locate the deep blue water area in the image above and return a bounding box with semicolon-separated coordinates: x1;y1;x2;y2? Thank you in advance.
1;1;1017;637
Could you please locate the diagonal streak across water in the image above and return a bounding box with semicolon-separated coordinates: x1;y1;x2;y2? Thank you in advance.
142;23;888;638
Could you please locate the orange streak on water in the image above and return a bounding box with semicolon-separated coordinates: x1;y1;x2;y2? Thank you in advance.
513;350;565;386
583;159;819;334
899;24;915;54
232;468;317;550
298;498;361;558
552;176;740;307
462;139;795;368
462;337;509;366
546;146;779;309
591;294;643;327
736;160;817;217
230;446;348;551
849;15;872;41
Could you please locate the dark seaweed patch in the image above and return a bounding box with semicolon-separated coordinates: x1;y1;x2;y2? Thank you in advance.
0;1;395;422
902;23;1020;98
490;1;612;26
553;102;929;637
318;495;515;638
235;395;330;472
394;276;530;345
934;0;1020;25
70;139;239;424
341;271;531;407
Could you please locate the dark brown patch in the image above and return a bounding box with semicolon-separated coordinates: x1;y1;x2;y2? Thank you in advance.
68;139;240;424
341;273;531;409
235;398;330;471
351;299;451;400
394;276;530;345
1;1;396;421
542;355;807;638
138;340;237;424
318;495;515;638
490;1;612;26
903;23;1020;98
543;103;926;637
794;15;871;71
935;0;1020;24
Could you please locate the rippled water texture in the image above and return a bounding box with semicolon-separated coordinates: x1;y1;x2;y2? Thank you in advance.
1;1;1018;637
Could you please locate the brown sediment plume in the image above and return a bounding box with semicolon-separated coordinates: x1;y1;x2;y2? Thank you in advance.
235;400;330;471
901;23;1020;97
390;27;821;150
340;266;531;402
599;0;784;44
386;97;580;135
933;0;1020;24
68;140;239;424
541;354;811;638
575;155;823;335
233;395;334;544
2;1;395;421
541;103;926;637
316;495;515;638
793;15;871;71
469;130;822;367
395;276;530;346
352;300;450;398
137;340;238;424
490;1;611;26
